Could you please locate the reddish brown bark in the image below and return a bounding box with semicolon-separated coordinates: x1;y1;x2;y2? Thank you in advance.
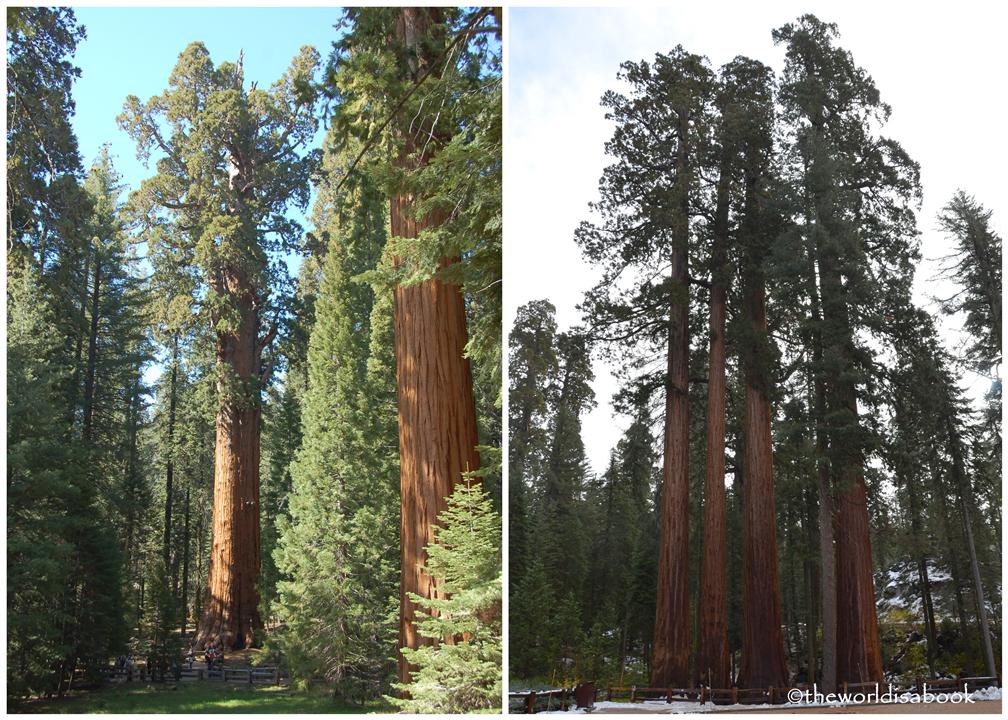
817;253;882;685
196;275;263;650
392;214;480;685
738;256;788;689
392;7;481;686
651;110;691;690
696;162;730;689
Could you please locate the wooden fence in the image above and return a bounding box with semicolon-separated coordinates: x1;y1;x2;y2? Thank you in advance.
104;664;286;686
509;676;1001;713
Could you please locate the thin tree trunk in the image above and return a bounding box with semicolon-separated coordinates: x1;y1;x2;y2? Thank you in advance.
196;278;263;650
917;556;937;678
739;229;787;689
946;418;998;678
696;152;731;689
164;334;179;579
651;107;691;690
392;8;481;686
66;239;92;429
182;483;191;636
81;254;101;443
903;438;938;678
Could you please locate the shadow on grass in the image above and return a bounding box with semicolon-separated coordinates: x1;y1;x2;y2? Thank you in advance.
9;683;393;714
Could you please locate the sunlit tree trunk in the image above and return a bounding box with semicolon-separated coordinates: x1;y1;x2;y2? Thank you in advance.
196;274;263;650
392;6;481;685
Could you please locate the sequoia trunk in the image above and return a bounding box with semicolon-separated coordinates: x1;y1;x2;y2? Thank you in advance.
392;8;481;685
651;108;691;690
392;214;480;684
738;244;787;689
696;157;731;689
817;250;882;685
196;281;262;650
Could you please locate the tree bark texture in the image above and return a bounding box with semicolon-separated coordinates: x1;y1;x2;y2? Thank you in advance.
392;208;480;684
696;160;730;689
738;255;788;689
196;275;262;650
651;109;691;690
391;7;480;689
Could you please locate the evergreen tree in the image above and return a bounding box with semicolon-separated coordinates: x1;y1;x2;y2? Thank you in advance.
391;481;502;713
272;153;398;697
935;192;1001;374
119;40;321;649
6;6;88;270
327;7;501;682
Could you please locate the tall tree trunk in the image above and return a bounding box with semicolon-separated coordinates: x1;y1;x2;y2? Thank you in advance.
903;441;937;678
946;418;998;678
802;204;837;692
81;255;101;443
181;483;191;636
163;334;179;580
696;155;730;689
817;249;882;685
916;556;937;678
66;239;92;429
196;278;263;650
392;8;480;685
651;108;691;690
738;229;787;689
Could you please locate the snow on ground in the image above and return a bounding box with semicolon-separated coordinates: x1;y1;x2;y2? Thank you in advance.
538;686;1002;714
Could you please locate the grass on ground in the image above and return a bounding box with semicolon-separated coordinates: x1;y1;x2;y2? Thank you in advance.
10;682;392;714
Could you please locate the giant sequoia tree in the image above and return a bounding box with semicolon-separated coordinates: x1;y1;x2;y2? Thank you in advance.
328;6;501;683
511;11;997;697
775;15;921;685
119;42;320;650
576;48;713;689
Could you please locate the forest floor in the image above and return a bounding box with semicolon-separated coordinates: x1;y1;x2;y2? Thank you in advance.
10;683;392;714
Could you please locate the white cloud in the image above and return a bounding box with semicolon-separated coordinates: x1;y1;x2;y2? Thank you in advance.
506;3;1006;473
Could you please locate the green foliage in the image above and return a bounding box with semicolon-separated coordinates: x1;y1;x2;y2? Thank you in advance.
271;155;398;699
391;481;502;713
935;191;1002;374
328;8;502;407
6;6;87;267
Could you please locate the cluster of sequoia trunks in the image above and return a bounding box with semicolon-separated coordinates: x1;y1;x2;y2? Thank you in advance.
649;73;883;692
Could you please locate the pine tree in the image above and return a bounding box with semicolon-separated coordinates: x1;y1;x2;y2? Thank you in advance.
391;481;502;713
271;146;398;696
935;192;1001;374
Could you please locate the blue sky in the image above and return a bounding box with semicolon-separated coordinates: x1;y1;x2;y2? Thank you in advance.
71;6;344;244
69;7;346;379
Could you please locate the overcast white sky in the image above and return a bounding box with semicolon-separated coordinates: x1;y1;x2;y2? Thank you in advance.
505;3;1007;474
